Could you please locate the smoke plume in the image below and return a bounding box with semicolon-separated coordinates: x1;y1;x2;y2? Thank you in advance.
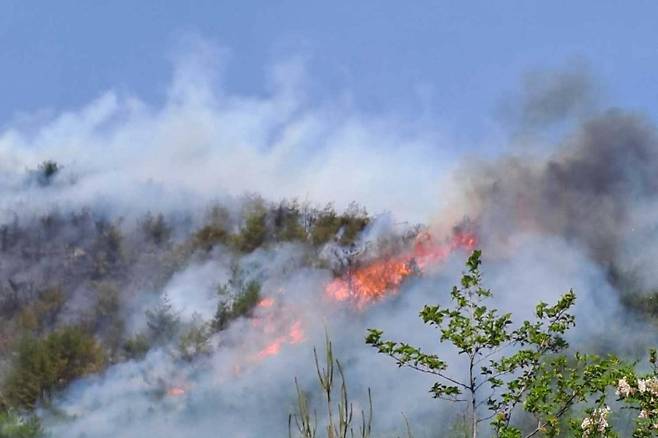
1;41;657;437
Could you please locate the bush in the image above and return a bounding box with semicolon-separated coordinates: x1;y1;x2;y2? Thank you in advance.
272;200;306;242
310;203;369;247
145;295;180;345
193;206;232;252
211;280;261;332
3;326;105;409
91;222;124;278
235;208;268;253
337;202;369;246
310;204;341;246
366;250;629;438
231;280;261;318
122;333;150;361
17;287;66;334
177;316;212;362
0;410;43;438
141;213;172;247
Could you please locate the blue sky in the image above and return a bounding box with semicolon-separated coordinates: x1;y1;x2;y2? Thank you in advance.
2;1;658;137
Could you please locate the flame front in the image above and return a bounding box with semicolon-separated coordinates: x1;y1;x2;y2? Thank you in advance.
256;319;305;360
326;231;477;307
326;258;412;307
166;387;186;397
163;229;476;399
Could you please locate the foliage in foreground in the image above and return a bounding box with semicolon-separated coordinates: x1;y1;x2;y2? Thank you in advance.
610;350;658;438
290;334;374;438
0;410;43;438
366;250;649;437
2;326;105;410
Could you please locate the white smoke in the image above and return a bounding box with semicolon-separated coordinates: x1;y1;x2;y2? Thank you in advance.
0;39;459;226
2;39;656;437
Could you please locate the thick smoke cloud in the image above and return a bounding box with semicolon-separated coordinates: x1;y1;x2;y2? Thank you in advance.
0;39;458;225
457;109;658;276
501;62;597;132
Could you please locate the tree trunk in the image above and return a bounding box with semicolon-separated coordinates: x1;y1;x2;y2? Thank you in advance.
470;355;477;438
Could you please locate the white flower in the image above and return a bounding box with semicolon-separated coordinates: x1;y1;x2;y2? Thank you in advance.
582;406;611;436
639;379;648;393
616;377;633;398
646;378;658;396
581;417;593;437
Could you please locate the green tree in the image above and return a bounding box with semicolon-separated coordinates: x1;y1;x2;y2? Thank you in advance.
607;349;658;438
141;212;172;246
337;202;369;246
366;250;627;438
0;410;43;438
3;326;105;409
145;294;180;345
309;203;369;247
177;314;212;362
273;200;307;242
17;287;66;334
91;222;124;278
236;207;268;252
193;205;232;252
310;204;341;246
211;279;261;332
122;333;150;360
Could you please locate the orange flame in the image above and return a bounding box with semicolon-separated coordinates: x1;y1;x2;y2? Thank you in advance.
257;297;275;308
166;387;186;397
256;319;305;360
222;230;475;381
326;231;477;307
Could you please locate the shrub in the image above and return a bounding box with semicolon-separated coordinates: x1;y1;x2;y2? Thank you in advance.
272;200;306;242
3;326;105;409
211;280;261;332
310;203;369;247
366;250;629;438
17;287;66;334
122;333;150;361
337;202;369;246
193;206;232;252
145;295;180;345
235;208;268;253
0;410;43;438
310;204;341;246
141;213;172;247
177;316;212;362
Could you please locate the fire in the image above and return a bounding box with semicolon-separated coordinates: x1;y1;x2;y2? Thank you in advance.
288;320;305;344
161;229;475;397
168;229;473;393
257;297;275;308
256;319;305;360
258;340;282;359
326;258;412;307
166;387;186;397
326;230;477;307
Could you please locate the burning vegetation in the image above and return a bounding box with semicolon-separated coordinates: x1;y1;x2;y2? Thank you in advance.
325;229;477;308
5;98;658;437
0;192;472;433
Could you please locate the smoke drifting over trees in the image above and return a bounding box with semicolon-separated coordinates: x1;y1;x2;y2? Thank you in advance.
1;48;658;437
